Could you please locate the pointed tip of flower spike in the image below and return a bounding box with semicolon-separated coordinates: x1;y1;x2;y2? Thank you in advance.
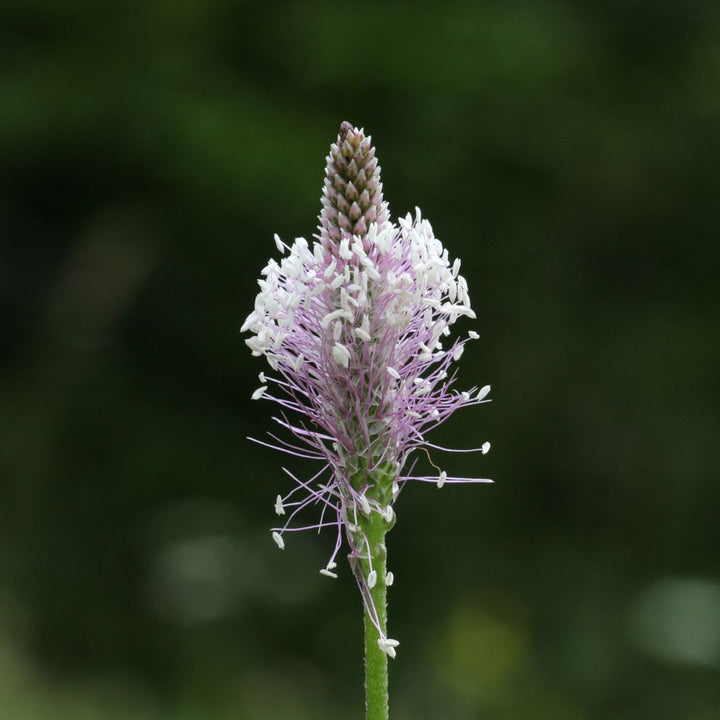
271;531;285;550
338;119;354;139
319;122;390;250
378;637;400;659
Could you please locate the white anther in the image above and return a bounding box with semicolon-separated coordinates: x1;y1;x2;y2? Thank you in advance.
271;531;284;550
387;367;400;380
453;345;464;361
332;342;351;367
274;234;285;254
368;570;377;589
354;315;371;341
477;385;491;401
392;481;400;498
321;309;352;328
240;312;255;333
258;372;266;383
385;571;394;586
251;386;267;400
358;493;371;517
293;354;304;372
482;441;491;455
320;568;338;579
339;238;353;260
377;637;400;659
468;330;479;339
274;494;285;515
437;470;447;489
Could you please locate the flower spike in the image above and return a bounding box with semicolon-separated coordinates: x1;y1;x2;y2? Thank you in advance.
242;122;492;662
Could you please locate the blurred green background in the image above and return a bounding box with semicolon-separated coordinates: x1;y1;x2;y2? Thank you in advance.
2;1;719;718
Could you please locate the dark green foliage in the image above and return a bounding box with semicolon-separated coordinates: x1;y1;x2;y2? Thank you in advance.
1;1;719;717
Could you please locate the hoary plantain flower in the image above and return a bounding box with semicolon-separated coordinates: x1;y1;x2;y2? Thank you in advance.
241;122;492;720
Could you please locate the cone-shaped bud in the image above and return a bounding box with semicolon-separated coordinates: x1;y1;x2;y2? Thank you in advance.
318;121;391;253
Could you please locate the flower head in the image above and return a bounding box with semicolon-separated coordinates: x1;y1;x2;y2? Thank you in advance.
241;122;492;654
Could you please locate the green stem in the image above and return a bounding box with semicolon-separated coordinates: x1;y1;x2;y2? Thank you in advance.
363;514;389;720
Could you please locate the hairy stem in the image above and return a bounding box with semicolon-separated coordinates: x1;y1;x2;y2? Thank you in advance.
363;512;389;720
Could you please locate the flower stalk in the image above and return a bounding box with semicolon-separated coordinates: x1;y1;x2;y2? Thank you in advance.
241;122;492;719
361;513;389;720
